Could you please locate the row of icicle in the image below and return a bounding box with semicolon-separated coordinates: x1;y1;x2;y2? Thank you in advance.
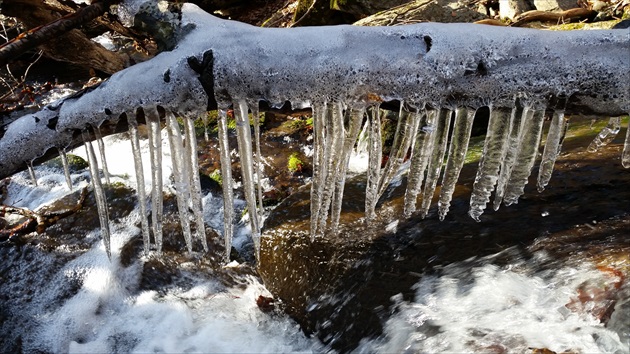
25;101;630;263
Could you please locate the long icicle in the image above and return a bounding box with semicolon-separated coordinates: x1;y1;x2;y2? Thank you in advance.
438;106;476;220
330;107;364;234
146;107;164;255
165;110;193;253
419;108;452;218
218;108;234;262
83;131;111;259
251;104;265;218
587;116;621;152
58;148;73;190
403;110;433;217
377;107;417;200
493;105;527;211
94;126;111;185
468;106;514;221
127;111;151;255
365;106;383;222
316;101;345;235
503;108;547;206
310;102;327;240
537;110;568;192
623;114;630;168
27;161;37;186
184;113;208;252
234;100;261;257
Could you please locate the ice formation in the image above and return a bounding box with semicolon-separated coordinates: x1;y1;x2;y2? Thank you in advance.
0;3;628;260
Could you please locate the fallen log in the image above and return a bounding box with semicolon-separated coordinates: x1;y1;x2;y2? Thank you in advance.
0;4;628;181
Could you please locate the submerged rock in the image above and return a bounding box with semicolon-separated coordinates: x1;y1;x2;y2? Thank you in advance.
258;118;630;352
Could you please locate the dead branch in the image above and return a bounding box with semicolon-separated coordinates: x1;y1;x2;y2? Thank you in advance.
0;1;124;73
511;8;598;27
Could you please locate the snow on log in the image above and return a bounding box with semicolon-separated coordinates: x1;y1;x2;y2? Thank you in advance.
0;3;628;255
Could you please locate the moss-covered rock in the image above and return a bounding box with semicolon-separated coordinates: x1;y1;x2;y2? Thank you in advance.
45;154;88;172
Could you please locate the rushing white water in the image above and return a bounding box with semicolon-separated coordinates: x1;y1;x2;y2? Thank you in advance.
357;251;629;354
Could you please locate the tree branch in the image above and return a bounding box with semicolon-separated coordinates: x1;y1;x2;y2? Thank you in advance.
0;1;114;67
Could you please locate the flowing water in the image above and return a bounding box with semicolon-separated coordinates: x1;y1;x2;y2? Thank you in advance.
1;116;628;353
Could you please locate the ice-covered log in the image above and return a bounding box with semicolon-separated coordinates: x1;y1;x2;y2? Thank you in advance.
0;4;628;179
0;4;629;255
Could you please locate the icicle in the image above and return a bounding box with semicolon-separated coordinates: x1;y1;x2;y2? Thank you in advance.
377;107;417;199
201;111;210;141
310;103;328;239
419;108;452;218
330;107;364;234
403;110;434;217
438;107;476;221
468;107;514;221
493;106;527;211
537;110;568;192
184;114;207;252
316;102;345;235
83;131;111;259
27;161;37;186
127;112;151;255
251;105;265;218
623;114;630;169
364;106;383;222
94;126;111;185
587;116;621;152
165;110;193;253
503;108;546;206
146;107;164;255
58;148;73;190
218;108;234;262
234;100;261;256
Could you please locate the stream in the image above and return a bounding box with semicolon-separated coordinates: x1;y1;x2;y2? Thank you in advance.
0;116;628;353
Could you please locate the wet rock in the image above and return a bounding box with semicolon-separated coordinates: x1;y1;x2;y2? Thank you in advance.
258;118;630;352
44;154;88;172
354;0;488;26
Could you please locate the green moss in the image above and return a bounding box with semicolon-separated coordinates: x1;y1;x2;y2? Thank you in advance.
330;0;346;10
294;0;315;21
209;169;222;186
46;153;88;172
464;135;486;164
287;152;304;173
551;22;586;31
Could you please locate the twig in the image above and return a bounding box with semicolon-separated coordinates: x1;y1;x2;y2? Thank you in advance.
0;1;112;66
291;0;317;28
